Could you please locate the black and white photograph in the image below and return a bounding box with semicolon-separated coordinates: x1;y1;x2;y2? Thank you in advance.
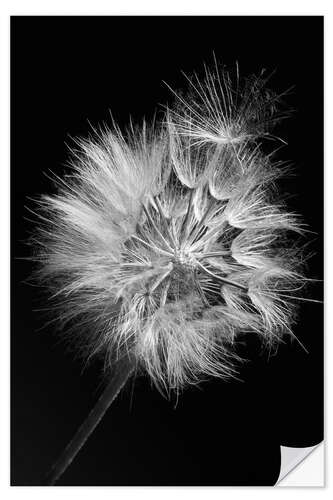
10;15;324;487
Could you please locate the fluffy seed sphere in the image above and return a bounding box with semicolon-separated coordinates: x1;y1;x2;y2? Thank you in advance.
31;65;308;394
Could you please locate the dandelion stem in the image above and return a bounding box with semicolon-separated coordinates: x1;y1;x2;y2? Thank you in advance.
153;196;177;248
197;262;248;292
142;204;174;253
188;197;215;244
131;234;173;257
42;355;135;486
150;263;173;292
197;251;231;259
180;188;194;244
195;277;210;307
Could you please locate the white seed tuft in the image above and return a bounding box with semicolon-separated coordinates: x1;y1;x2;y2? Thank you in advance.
30;64;309;394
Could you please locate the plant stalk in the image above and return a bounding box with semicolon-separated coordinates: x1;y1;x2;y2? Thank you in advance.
41;355;135;486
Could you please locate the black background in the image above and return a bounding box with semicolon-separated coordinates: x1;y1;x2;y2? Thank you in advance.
11;16;323;486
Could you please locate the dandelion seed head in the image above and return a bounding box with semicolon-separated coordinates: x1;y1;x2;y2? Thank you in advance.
31;63;308;395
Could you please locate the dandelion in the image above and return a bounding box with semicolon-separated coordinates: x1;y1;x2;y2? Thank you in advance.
166;59;290;148
30;63;314;484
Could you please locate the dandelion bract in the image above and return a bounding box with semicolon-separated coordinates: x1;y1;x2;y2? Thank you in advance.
31;63;309;394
